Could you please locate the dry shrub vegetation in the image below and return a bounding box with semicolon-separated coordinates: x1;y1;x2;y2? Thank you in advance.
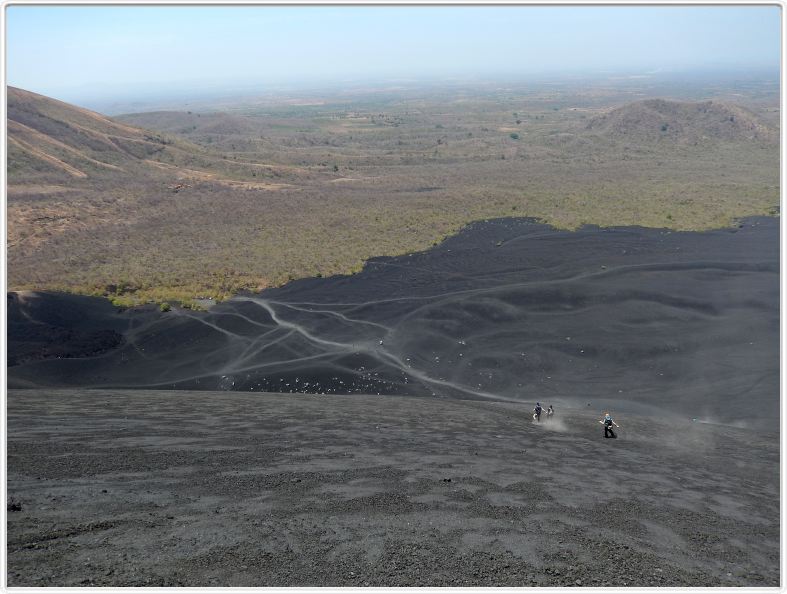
7;82;779;306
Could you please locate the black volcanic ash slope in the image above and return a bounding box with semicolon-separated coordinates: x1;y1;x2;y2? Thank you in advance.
7;217;779;428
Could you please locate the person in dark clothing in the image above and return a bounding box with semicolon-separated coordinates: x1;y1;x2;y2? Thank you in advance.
600;412;620;438
533;402;543;422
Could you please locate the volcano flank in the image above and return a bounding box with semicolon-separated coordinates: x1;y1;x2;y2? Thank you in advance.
7;216;778;429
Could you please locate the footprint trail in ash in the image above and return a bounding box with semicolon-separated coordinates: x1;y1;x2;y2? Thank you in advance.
7;217;779;428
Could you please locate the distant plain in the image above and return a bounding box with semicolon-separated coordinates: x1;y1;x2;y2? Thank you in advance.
7;74;779;305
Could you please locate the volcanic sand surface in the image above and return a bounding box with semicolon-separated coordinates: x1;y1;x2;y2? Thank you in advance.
8;216;779;429
6;389;778;586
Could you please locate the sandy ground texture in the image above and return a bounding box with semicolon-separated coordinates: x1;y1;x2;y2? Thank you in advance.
6;389;778;587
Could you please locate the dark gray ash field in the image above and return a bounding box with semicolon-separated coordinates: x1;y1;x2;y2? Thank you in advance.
8;216;779;428
6;390;779;587
6;215;780;586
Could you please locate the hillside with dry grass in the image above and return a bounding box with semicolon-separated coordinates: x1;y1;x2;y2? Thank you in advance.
585;99;778;144
7;84;780;306
7;87;213;180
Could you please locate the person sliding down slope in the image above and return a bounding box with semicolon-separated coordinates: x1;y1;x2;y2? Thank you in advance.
546;405;554;421
533;402;543;422
600;412;620;438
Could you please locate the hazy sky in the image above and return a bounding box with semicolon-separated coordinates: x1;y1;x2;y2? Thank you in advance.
6;5;781;104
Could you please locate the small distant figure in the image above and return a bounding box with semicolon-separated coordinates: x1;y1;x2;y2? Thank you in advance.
546;405;554;421
600;412;620;438
533;402;543;422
